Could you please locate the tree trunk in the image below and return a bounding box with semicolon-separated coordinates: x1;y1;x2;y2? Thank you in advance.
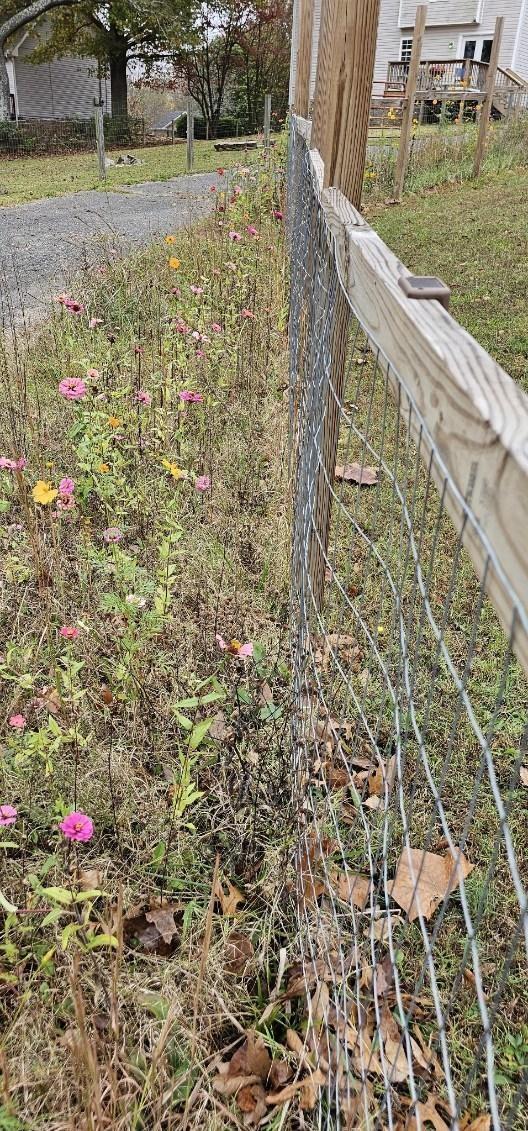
109;46;128;118
0;50;11;120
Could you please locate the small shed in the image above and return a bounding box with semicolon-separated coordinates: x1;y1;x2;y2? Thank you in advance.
151;112;186;139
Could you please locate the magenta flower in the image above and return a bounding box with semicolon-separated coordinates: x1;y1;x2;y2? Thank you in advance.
135;390;152;406
179;390;204;403
59;811;94;842
211;322;223;333
272;209;283;221
134;344;144;356
195;475;211;492
88;317;103;329
246;225;258;236
59;377;87;401
57;294;84;313
0;804;17;827
58;477;75;497
241;308;256;319
103;526;122;544
190;285;204;295
229;230;242;242
210;185;217;193
59;625;80;640
8;714;26;730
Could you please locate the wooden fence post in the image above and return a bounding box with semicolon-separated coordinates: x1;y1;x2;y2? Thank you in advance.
393;5;427;201
311;0;381;205
294;0;314;117
473;16;504;178
186;97;194;173
94;102;106;181
263;93;271;147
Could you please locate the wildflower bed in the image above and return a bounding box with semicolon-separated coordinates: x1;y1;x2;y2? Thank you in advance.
0;165;301;1130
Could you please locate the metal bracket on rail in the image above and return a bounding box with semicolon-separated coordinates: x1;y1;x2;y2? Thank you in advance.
398;274;451;311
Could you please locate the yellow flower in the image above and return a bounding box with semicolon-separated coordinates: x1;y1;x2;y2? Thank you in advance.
168;256;181;270
32;480;58;505
164;235;176;245
161;458;186;480
97;462;110;473
107;416;123;429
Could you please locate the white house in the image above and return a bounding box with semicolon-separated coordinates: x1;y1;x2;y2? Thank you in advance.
290;0;528;105
6;23;110;120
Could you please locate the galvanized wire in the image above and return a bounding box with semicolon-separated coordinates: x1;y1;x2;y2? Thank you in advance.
287;118;528;1131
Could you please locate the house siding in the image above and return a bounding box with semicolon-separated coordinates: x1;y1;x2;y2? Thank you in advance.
11;30;110;120
513;0;528;76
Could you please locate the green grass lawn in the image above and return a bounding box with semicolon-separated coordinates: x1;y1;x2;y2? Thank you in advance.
372;167;528;391
0;137;272;206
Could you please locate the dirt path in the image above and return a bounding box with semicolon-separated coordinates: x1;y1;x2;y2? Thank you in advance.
0;172;219;322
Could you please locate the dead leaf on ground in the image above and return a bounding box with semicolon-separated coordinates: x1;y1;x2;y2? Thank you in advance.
228;1031;272;1082
380;1006;411;1083
213;1072;261;1098
209;711;234;742
335;463;379;486
389;845;473;922
368;754;397;798
33;685;61;715
405;1096;452;1131
520;766;528;787
460;1115;491;1131
298;834;335;907
215;877;245;916
333;870;371;910
266;1068;325;1107
259;681;273;705
269;1059;292;1088
372;911;404;943
123;902;181;955
236;1081;268;1122
224;930;254;974
75;867;103;892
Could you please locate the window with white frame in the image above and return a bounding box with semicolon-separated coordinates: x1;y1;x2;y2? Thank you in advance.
400;38;413;62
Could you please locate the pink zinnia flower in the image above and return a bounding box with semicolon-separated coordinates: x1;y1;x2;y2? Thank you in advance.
211;322;223;333
64;298;84;314
174;319;191;334
0;456;26;471
87;368;100;381
88;317;103;329
190;285;204;295
56;494;75;512
8;714;26;730
246;225;258;236
241;308;255;319
135;390;152;406
272;209;283;221
191;331;209;342
171;287;181;297
134;345;144;356
195;349;206;359
103;526;122;544
179;390;204;403
195;475;211;492
59;811;94;842
58;477;75;496
59;377;87;401
210;185;217;193
216;635;253;658
0;804;17;827
59;625;80;640
229;230;242;242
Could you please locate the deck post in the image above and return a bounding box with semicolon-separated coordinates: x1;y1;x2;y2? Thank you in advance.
393;5;427;200
473;17;504;177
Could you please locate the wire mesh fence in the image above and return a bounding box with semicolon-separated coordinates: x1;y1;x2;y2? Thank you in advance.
287;117;528;1130
0;115;146;158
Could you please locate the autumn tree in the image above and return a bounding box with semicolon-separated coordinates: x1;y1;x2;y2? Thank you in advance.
230;0;291;132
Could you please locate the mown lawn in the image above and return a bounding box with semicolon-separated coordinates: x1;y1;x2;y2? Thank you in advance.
372;166;528;390
0;137;272;206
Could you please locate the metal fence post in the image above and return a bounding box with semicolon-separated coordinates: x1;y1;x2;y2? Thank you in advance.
94;101;106;181
186;98;194;173
263;94;272;147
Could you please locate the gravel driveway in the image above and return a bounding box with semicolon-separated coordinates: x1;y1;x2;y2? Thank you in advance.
0;172;219;323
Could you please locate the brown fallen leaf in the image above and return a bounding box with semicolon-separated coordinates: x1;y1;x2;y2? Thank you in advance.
266;1068;325;1107
215;877;245;917
145;907;179;946
236;1080;268;1122
76;867;102;892
269;1059;292;1089
406;1096;452;1131
259;681;273;705
333;871;371;910
380;1007;410;1083
123;903;182;955
209;711;233;742
335;463;379;486
228;1032;272;1082
225;930;254;975
34;685;61;715
368;754;397;798
372;911;404;943
213;1072;261;1097
460;1116;491;1131
389;846;473;922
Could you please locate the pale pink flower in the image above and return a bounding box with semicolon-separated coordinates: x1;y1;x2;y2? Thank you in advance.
103;526;122;544
134;344;144;355
171;287;181;297
179;390;204;403
88;317;103;329
211;322;223;333
241;308;256;319
216;635;253;658
174;319;191;334
58;477;75;496
190;285;204;295
59;377;87;401
64;298;84;314
87;368;100;381
8;714;26;730
195;475;211;492
0;804;17;827
135;390;152;406
233;185;243;196
59;625;80;640
0;456;26;471
59;811;94;842
56;494;75;512
225;261;237;271
191;331;209;342
246;225;258;236
229;230;242;242
195;349;206;359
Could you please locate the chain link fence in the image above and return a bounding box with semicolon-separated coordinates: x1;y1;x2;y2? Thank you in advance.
287;116;528;1130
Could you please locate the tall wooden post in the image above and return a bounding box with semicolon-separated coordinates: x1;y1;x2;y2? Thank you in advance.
94;102;106;181
186;97;194;173
263;93;271;147
473;17;503;178
294;0;314;117
393;5;427;201
311;0;381;205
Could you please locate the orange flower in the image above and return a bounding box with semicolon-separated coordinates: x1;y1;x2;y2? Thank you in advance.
97;462;110;473
168;257;181;270
107;416;122;429
164;235;176;245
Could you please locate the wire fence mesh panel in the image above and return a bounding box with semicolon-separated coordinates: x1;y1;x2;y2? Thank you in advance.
288;118;528;1130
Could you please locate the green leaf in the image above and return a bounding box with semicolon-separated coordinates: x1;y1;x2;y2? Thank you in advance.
41;886;73;905
173;696;200;710
259;703;283;723
85;933;118;950
0;890;17;914
139;991;169;1020
74;889;102;902
61;922;79;950
174;710;193;731
189;717;213;751
151;842;166;864
236;687;252;706
0;841;18;850
41;907;65;928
